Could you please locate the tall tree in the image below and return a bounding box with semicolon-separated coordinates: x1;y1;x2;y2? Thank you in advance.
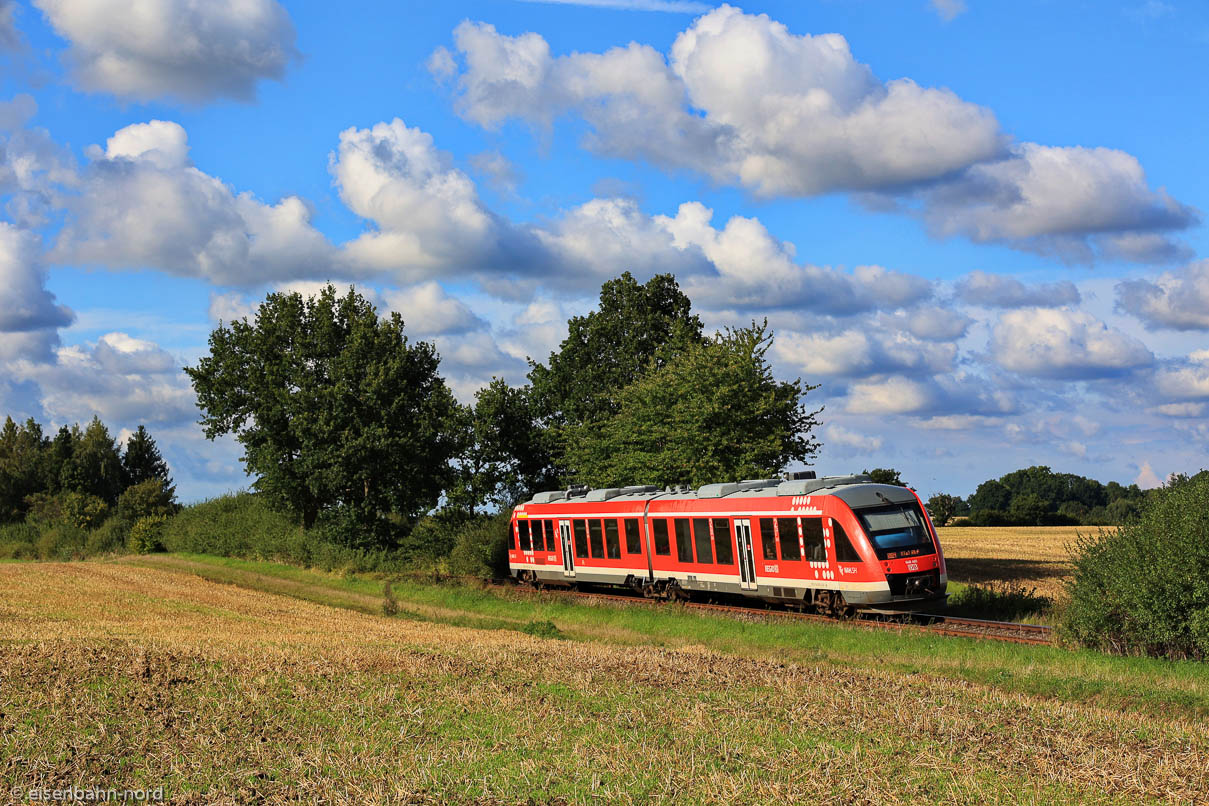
122;425;173;489
60;417;125;505
42;425;75;494
0;417;43;522
447;378;558;514
524;271;707;486
564;322;822;488
529;271;706;428
185;284;459;547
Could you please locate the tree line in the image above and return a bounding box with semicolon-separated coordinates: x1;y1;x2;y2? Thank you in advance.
916;465;1159;527
0;417;176;558
185;274;823;553
831;465;1164;529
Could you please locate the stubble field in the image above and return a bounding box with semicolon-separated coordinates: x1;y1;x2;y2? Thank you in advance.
938;525;1086;602
2;547;1208;804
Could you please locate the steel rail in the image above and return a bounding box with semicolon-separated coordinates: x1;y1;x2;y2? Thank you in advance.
489;580;1056;646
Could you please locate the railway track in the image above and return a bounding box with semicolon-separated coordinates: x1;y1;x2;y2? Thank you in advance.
490;581;1055;646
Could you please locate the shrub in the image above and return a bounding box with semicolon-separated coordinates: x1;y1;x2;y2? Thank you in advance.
1062;472;1209;659
966;509;1011;527
520;620;564;640
0;540;32;560
397;514;459;564
87;516;131;556
25;491;109;530
35;523;88;561
0;522;37;560
117;479;176;522
163;493;304;558
947;581;1053;622
448;513;511;578
162;492;410;574
128;515;167;554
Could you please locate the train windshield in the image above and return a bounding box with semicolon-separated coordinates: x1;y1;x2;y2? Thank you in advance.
855;502;936;559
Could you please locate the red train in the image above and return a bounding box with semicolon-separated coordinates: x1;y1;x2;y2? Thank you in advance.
507;474;947;615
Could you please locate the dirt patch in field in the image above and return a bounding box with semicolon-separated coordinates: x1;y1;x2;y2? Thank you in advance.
2;561;1206;804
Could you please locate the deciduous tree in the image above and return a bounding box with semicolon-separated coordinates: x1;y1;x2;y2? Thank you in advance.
864;468;907;487
528;271;706;429
564;322;821;488
446;378;559;513
185;284;459;548
925;493;963;526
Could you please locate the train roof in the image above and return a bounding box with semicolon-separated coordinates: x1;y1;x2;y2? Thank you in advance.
522;475;919;509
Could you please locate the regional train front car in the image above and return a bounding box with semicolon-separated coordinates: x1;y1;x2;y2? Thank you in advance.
507;474;947;616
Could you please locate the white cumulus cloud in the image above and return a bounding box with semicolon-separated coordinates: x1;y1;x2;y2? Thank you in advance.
774;325;954;379
446;7;1003;197
0;222;73;337
910;144;1196;261
825;424;884;454
53;120;337;285
1116;259;1209;330
382;282;487;337
33;0;299;102
990;308;1153;378
954;270;1081;308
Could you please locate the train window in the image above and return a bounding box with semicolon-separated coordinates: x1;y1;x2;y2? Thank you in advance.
674;518;693;563
856;502;936;560
693;519;713;564
653;519;671;555
624;519;642;554
712;518;733;565
777;517;801;561
573;520;589;558
529;519;542;552
518;520;532;552
759;519;777;560
834;520;861;563
589;519;605;558
604;519;621;559
510;521;517;550
801;518;825;562
543;519;555;552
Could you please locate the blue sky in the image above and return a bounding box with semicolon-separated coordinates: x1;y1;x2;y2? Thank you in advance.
1;0;1207;501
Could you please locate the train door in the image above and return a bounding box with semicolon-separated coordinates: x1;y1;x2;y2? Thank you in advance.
735;519;757;590
559;520;575;578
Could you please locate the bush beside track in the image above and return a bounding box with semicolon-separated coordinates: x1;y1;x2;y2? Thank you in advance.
1063;472;1209;659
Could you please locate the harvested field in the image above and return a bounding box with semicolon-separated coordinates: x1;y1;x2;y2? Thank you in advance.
937;525;1090;601
3;560;1208;804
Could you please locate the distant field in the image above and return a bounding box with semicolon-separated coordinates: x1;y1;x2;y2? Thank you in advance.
937;525;1094;601
3;556;1208;804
